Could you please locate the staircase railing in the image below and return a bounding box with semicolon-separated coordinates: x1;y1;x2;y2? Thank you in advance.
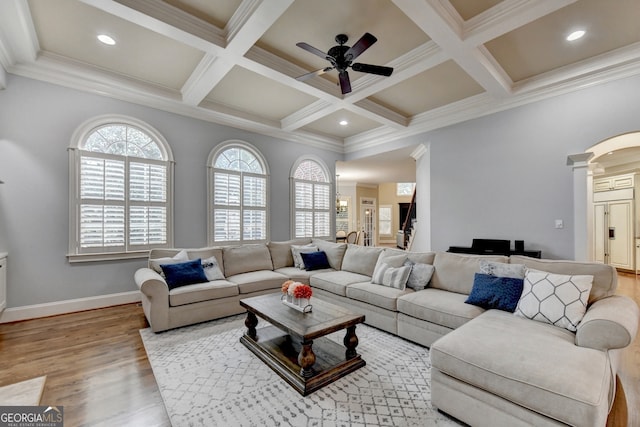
401;188;416;249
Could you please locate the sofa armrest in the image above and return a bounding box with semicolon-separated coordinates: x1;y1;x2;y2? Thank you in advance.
135;268;169;300
576;295;639;350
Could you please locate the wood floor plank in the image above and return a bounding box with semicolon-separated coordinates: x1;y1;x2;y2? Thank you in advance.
0;276;637;426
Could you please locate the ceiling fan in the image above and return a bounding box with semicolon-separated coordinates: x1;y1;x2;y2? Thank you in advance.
295;33;394;94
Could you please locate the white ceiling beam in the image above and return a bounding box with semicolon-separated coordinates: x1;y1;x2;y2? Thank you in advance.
348;41;447;102
513;41;640;94
82;0;226;51
392;0;512;97
181;0;293;106
0;0;39;66
463;0;578;46
281;100;339;131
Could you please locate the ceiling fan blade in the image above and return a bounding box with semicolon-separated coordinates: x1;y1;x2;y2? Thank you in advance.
295;67;334;82
296;42;335;61
352;63;394;76
339;71;352;94
344;32;377;62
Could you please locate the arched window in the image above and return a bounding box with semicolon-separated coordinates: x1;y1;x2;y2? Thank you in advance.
291;157;331;239
208;141;269;245
68;115;173;261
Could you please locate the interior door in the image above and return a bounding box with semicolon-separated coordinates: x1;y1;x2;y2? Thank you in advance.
360;198;376;246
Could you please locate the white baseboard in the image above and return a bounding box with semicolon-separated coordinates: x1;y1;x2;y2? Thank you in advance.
0;291;141;324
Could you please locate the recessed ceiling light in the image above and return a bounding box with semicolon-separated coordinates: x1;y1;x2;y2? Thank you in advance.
566;30;585;42
97;34;116;45
339;120;348;126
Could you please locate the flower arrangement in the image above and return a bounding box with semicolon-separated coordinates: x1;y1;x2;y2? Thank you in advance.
281;280;313;299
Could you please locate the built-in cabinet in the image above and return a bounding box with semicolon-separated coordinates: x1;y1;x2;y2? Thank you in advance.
593;173;638;271
0;253;6;314
593;174;635;192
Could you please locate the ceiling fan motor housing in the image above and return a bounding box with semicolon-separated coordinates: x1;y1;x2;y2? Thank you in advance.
327;44;352;71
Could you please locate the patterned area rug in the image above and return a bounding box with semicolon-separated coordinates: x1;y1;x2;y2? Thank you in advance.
140;315;462;427
0;376;46;405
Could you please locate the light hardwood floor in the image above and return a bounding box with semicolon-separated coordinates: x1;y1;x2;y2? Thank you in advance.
0;274;638;427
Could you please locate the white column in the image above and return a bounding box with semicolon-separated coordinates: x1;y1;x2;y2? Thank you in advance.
567;153;594;261
411;144;430;252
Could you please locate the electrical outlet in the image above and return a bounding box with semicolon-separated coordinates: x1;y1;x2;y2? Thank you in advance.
555;219;564;229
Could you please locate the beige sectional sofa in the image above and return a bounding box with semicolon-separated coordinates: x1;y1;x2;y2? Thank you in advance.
134;239;639;427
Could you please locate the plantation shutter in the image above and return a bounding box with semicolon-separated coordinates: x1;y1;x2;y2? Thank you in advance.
212;170;266;243
293;179;330;239
129;160;168;247
77;151;168;253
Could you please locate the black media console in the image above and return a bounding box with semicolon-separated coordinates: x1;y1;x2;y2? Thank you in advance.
448;238;541;258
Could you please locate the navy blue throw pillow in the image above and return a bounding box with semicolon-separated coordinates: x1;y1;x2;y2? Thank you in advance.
465;273;524;312
300;251;331;271
160;258;208;290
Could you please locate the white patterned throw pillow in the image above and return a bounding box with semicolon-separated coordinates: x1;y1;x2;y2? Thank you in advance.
201;256;225;281
149;250;188;277
290;244;318;269
479;260;525;279
514;269;593;332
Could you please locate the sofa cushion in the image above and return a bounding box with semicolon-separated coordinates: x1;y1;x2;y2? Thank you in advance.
310;270;370;297
397;288;484;329
274;266;334;283
431;252;509;295
430;310;612;427
160;259;208;290
341;244;384;276
346;282;413;311
223;244;273;277
515;269;592;332
169;280;238;307
465;273;523;312
226;270;288;294
383;248;436;265
312;239;347;270
268;238;312;269
510;255;617;304
300;251;331;271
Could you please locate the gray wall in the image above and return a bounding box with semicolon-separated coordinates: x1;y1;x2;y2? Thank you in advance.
3;70;640;308
0;74;341;308
349;73;640;259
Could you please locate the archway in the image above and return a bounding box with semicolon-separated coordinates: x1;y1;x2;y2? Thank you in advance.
584;132;640;263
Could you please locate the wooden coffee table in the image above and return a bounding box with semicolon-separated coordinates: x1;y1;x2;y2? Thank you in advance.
239;293;366;396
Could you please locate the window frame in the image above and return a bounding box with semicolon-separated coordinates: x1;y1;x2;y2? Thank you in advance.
290;156;332;240
68;115;174;263
207;140;270;246
378;204;393;237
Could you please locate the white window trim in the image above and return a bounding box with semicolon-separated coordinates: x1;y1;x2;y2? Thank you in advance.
67;115;174;263
207;140;270;246
289;155;332;240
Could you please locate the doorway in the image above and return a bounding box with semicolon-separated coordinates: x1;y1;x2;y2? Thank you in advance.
360;197;376;246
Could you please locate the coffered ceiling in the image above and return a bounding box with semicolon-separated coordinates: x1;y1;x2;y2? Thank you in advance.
1;0;640;159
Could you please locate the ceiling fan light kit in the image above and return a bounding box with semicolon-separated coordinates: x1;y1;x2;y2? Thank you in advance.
295;33;394;94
